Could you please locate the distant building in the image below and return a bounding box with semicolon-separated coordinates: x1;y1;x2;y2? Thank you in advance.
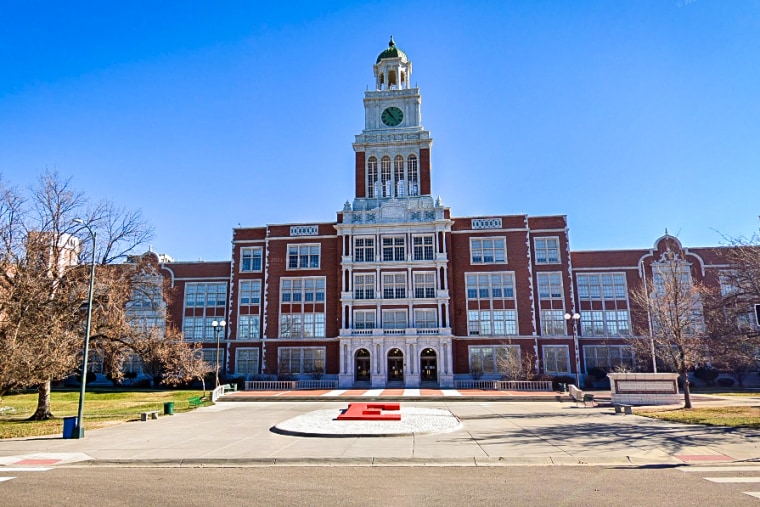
152;39;755;388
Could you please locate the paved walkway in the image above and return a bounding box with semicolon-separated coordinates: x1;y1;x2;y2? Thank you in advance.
1;393;758;468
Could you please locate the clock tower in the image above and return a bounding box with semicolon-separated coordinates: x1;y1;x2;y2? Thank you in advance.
353;36;433;200
337;38;453;389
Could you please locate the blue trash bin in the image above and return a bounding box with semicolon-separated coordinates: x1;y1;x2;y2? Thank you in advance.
62;416;78;439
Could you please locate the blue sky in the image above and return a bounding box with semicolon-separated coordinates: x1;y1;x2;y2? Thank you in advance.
1;1;758;261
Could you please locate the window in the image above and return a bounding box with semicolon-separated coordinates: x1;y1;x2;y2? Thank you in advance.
354;237;375;262
239;280;261;305
238;315;260;339
278;347;325;375
541;310;566;336
543;346;570;374
354;273;375;299
577;273;627;300
537;272;563;299
383;273;407;299
381;156;391;197
185;283;227;308
469;345;519;375
382;236;405;261
534;237;560;264
470;237;506;264
413;235;434;261
394;155;405;197
367;156;378;198
467;310;517;336
235;348;259;375
353;310;376;329
241;247;263;272
280;312;326;338
414;309;437;328
281;277;325;303
580;310;631;337
382;309;407;329
407;154;418;195
413;272;436;298
201;349;218;364
287;244;320;270
465;272;515;299
584;345;634;371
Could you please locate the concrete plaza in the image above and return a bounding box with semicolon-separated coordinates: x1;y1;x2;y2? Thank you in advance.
1;393;759;468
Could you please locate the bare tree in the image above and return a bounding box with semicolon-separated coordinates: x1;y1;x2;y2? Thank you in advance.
631;247;711;409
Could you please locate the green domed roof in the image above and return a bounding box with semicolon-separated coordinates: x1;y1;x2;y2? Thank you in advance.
376;36;408;63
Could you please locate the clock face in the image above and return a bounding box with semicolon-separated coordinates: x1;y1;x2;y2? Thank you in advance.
381;106;404;127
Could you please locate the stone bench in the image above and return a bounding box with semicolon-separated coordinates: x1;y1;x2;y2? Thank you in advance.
614;404;633;415
140;410;159;421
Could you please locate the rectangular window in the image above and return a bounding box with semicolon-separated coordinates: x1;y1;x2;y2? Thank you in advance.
382;309;408;329
354;273;376;299
583;345;634;371
235;348;260;375
288;244;320;270
537;272;563;299
382;236;406;261
241;247;263;272
413;272;436;298
469;345;520;375
543;345;570;374
201;349;218;364
354;237;375;262
278;347;325;375
534;237;560;264
280;312;325;338
414;308;437;328
577;273;628;301
353;310;376;329
281;277;325;303
383;272;407;299
580;310;631;337
237;315;260;339
184;282;227;308
541;310;566;336
467;310;517;336
412;235;435;261
465;272;515;299
239;280;262;305
470;237;506;264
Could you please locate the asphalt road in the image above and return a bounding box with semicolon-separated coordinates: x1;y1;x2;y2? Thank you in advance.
2;465;760;506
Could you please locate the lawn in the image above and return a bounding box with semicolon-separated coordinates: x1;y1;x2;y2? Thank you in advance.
637;406;760;428
0;389;209;439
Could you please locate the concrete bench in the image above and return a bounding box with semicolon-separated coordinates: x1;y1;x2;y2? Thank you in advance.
140;410;159;421
614;404;633;415
223;384;237;393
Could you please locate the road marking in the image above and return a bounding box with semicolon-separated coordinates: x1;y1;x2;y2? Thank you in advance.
442;390;463;396
323;390;346;396
705;477;760;483
362;389;383;397
0;468;52;473
404;389;420;396
0;477;15;483
681;466;760;473
745;492;760;499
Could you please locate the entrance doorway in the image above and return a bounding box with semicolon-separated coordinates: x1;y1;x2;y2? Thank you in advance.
420;348;437;385
354;348;370;383
387;348;404;384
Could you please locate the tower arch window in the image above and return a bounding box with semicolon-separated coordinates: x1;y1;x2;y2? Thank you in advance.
381;156;391;197
367;157;378;198
394;155;405;197
407;155;418;196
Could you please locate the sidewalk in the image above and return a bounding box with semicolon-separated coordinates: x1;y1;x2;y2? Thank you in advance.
1;394;758;468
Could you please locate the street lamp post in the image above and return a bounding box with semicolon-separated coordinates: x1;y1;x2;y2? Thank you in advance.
211;320;226;388
73;219;96;439
564;312;581;387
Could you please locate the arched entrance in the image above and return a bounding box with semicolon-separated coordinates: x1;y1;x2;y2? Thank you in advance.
387;348;404;384
420;348;437;385
354;348;371;383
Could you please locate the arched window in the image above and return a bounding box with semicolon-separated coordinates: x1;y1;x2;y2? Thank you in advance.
367;157;378;198
394;155;405;197
381;156;391;197
407;154;418;196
